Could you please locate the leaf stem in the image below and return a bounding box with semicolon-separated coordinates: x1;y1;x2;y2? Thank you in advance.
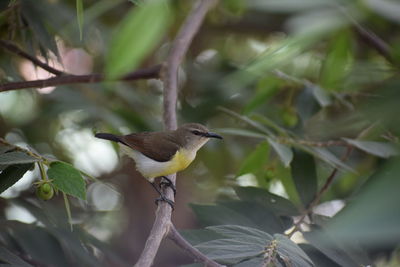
37;161;48;181
63;192;73;232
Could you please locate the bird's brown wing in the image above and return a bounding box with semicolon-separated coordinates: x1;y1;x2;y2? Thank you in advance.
121;132;179;162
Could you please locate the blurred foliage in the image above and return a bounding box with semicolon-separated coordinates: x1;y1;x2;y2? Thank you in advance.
1;0;400;266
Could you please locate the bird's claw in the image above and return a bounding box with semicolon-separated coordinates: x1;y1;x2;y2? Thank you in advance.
160;176;177;196
155;196;175;210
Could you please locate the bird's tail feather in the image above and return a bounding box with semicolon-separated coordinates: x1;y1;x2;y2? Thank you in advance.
95;133;122;143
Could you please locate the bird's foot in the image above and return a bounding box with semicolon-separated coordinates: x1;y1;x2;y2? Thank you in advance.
155;195;175;210
160;176;176;196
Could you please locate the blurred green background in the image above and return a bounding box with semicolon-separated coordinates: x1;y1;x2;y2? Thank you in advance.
0;0;400;266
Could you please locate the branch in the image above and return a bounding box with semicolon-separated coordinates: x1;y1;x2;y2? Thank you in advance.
276;137;349;148
135;1;218;267
0;65;161;92
163;0;217;130
0;39;64;75
336;6;393;63
168;224;224;267
354;25;392;63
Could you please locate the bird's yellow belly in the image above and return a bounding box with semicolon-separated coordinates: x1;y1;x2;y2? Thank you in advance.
123;145;196;181
166;149;195;174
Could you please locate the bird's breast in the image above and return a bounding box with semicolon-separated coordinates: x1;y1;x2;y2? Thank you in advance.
171;148;196;171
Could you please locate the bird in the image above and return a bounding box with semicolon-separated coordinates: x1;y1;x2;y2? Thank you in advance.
95;123;222;208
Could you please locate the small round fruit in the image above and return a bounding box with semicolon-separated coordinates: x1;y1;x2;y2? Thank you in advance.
36;183;54;200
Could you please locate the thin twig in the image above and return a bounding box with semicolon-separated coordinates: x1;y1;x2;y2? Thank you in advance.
277;137;349;148
353;24;393;63
0;137;49;163
135;1;218;267
287;145;353;238
168;225;224;267
338;8;393;63
0;64;161;92
163;0;217;130
0;39;64;75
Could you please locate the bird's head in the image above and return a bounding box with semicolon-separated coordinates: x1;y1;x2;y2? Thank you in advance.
176;123;222;150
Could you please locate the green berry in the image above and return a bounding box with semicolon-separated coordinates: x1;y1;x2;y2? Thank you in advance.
36;183;54;200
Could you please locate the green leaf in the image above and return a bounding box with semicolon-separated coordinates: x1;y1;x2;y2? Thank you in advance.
129;0;143;5
233;257;264;267
267;138;293;167
296;86;320;123
300;244;342;267
9;223;70;267
304;230;362;267
320;31;353;91
291;149;317;207
195;238;265;265
277;162;302;205
324;158;400;249
190;204;258;228
206;225;272;242
216;128;266;139
0;246;33;267
220;201;291;233
223;33;323;92
306;146;354;172
247;0;332;13
237;141;269;176
20;0;59;57
0;164;33;194
218;107;274;136
76;0;84;40
0;151;38;165
243;76;281;114
106;0;172;79
180;229;225;246
195;225;272;264
343;138;399;158
274;234;314;267
47;162;86;200
234;187;298;216
194;225;314;266
0;164;9;171
311;85;332;107
0;145;13;154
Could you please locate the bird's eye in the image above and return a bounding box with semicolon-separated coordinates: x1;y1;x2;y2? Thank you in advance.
191;130;201;136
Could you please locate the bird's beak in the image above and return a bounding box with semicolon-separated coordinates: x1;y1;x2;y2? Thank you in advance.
205;132;223;139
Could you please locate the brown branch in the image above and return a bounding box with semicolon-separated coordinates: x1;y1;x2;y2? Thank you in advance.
0;39;64;75
135;1;218;267
287;145;354;238
277;137;349;148
163;0;217;130
168;225;224;267
352;20;393;63
0;64;161;92
337;6;393;63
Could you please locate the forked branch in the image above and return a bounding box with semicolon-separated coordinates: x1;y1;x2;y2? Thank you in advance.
135;1;220;267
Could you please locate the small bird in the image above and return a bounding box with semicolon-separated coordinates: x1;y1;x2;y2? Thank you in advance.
95;123;222;208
